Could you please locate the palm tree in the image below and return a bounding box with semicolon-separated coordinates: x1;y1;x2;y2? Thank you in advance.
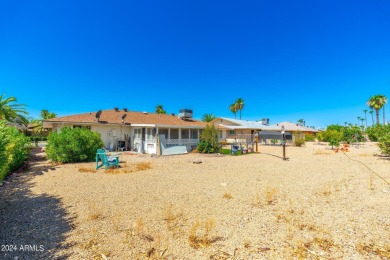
201;113;216;122
344;122;348;126
367;94;387;125
363;109;368;127
31;109;57;134
229;104;238;119
357;116;361;126
0;95;28;125
155;104;166;114
369;109;374;126
235;98;245;120
360;118;365;128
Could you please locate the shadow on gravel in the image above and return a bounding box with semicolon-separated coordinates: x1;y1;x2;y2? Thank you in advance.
0;148;74;259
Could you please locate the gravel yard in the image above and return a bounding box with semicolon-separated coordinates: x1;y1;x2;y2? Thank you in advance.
1;143;390;259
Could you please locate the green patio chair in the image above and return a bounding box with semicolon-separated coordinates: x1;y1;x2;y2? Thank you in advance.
96;149;119;169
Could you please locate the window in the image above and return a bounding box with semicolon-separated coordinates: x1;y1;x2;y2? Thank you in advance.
146;128;156;140
190;129;198;139
229;130;235;135
134;129;142;139
218;130;222;138
170;129;179;139
158;128;169;139
73;125;91;130
181;129;189;139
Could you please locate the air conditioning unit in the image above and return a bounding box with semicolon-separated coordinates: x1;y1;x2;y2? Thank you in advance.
262;118;269;125
178;109;193;119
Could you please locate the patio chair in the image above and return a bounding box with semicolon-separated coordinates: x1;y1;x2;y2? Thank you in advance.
96;149;119;169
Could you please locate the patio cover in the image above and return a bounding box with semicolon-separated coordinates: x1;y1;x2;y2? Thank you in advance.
258;130;292;140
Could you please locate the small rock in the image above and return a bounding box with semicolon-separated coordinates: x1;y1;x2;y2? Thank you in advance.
382;189;388;193
193;159;202;164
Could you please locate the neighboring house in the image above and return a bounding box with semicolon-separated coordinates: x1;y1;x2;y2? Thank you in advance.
269;121;320;135
43;108;206;154
211;117;276;143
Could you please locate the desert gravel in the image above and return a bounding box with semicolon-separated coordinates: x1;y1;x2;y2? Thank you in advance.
1;143;390;259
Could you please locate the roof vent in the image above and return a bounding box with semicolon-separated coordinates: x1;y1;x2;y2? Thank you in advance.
261;118;269;125
114;107;119;112
123;108;128;112
178;109;192;119
96;110;102;122
143;111;148;114
171;113;175;116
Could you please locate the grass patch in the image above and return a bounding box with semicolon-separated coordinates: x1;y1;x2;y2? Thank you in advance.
188;219;217;249
220;148;254;156
78;167;97;173
104;162;152;174
223;193;233;199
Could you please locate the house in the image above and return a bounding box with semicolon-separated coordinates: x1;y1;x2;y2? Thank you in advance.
268;121;320;135
211;117;276;143
43;108;206;154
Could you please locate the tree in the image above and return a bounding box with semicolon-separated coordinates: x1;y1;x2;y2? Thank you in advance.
297;119;305;126
155;104;166;114
31;109;57;134
360;118;365;128
235;98;245;120
367;94;387;125
202;113;216;122
0;95;28;125
229;104;238;119
197;124;220;153
363;109;368;127
369;109;374;126
357;116;361;126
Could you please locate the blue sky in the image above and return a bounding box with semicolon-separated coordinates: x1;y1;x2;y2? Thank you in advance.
1;0;389;128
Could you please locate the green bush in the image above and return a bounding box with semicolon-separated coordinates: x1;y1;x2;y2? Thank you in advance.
46;127;104;163
366;124;390;141
293;132;305;147
305;134;316;142
378;133;390;156
0;120;30;182
197;124;220;153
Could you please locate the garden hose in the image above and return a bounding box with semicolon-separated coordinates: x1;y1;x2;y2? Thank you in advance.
341;151;390;186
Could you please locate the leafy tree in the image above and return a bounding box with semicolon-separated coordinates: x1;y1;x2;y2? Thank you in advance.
31;109;57;134
0;95;28;125
378;133;390;156
367;94;387;125
201;113;216;122
155;104;166;114
365;124;390;141
197;124;220;153
235;98;245;120
321;130;343;149
229;103;238;119
297;119;305;126
46;127;104;163
326;124;343;132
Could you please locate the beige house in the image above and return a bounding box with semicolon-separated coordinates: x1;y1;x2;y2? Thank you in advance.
43;108;206;154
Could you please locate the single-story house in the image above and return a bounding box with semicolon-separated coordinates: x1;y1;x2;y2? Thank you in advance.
211;117;276;143
268;121;320;135
43;108;206;155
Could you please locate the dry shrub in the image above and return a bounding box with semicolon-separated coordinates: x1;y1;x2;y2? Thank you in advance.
313;149;332;155
188;219;216;249
265;187;278;205
356;243;390;258
78;167;97;173
320;183;332;196
136;162;151;171
223;193;233;199
291;235;336;258
162;204;185;236
87;202;103;220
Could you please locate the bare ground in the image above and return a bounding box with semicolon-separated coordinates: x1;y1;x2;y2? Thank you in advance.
1;143;390;259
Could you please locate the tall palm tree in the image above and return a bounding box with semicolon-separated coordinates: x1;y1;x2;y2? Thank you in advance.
369;109;374;126
235;98;245;120
363;109;368;127
31;109;57;134
0;95;28;125
201;113;216;122
360;118;365;128
367;94;387;125
357;116;361;126
229;104;238;119
155;104;166;114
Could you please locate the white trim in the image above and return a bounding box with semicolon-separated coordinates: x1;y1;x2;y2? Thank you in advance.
131;124;156;127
